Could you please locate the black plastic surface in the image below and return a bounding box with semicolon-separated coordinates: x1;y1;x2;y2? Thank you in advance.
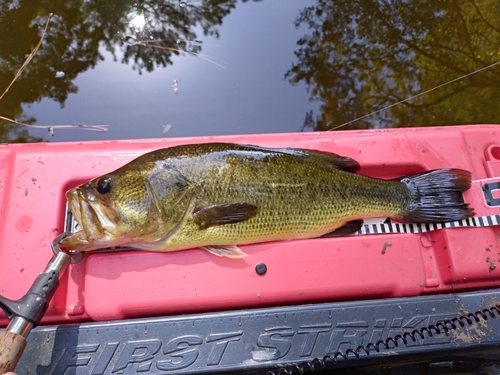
9;288;500;374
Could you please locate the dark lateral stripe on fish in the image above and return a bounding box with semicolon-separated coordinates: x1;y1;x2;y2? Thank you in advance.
65;204;498;240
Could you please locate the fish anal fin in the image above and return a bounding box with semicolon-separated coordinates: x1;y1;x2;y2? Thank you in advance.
296;148;360;173
193;203;258;230
202;245;248;258
320;219;364;237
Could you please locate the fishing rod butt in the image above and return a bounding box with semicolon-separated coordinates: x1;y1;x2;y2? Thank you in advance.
0;331;26;373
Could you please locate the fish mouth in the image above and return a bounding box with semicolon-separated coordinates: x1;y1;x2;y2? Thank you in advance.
62;188;120;250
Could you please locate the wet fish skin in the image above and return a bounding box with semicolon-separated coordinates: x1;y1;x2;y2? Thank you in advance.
59;143;474;257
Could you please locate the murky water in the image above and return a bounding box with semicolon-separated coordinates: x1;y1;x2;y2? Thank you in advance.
0;0;499;143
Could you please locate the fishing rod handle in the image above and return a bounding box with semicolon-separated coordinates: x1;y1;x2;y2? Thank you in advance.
0;233;81;373
0;331;26;373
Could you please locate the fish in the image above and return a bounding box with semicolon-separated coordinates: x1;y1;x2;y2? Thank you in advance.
59;143;475;258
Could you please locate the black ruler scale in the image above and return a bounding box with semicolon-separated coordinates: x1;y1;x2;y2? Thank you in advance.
357;215;500;235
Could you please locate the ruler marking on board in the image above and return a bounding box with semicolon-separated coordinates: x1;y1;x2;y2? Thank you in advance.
356;215;500;235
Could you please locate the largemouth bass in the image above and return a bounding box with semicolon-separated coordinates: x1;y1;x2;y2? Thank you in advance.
60;143;474;257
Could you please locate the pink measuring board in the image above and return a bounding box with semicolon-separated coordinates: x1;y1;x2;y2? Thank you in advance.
1;125;500;326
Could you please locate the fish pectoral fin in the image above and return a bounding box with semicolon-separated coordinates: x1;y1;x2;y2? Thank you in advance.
296;148;360;173
320;219;364;237
192;203;258;230
202;245;248;258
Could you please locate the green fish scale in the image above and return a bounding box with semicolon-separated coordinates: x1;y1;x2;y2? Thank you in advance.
62;143;472;253
148;144;409;249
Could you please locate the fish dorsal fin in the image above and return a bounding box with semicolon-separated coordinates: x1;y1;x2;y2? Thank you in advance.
202;245;248;258
295;148;360;173
192;203;258;230
238;144;360;173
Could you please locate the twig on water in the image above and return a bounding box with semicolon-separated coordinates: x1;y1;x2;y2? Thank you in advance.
0;14;109;134
0;15;52;103
134;38;227;68
0;116;109;132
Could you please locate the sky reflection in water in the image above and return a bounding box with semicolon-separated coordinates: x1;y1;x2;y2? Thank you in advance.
10;1;320;142
0;0;499;143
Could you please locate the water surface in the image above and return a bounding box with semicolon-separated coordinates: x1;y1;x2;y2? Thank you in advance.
0;0;499;143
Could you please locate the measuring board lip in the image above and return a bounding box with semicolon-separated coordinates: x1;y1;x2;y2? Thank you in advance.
12;288;500;374
3;125;500;328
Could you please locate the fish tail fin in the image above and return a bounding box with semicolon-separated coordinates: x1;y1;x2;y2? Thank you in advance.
399;168;475;223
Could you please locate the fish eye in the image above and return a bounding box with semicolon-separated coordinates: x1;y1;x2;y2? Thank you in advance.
96;177;113;194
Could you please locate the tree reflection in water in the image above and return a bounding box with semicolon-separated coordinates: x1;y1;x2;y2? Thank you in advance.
1;0;500;142
0;0;246;142
286;0;500;131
